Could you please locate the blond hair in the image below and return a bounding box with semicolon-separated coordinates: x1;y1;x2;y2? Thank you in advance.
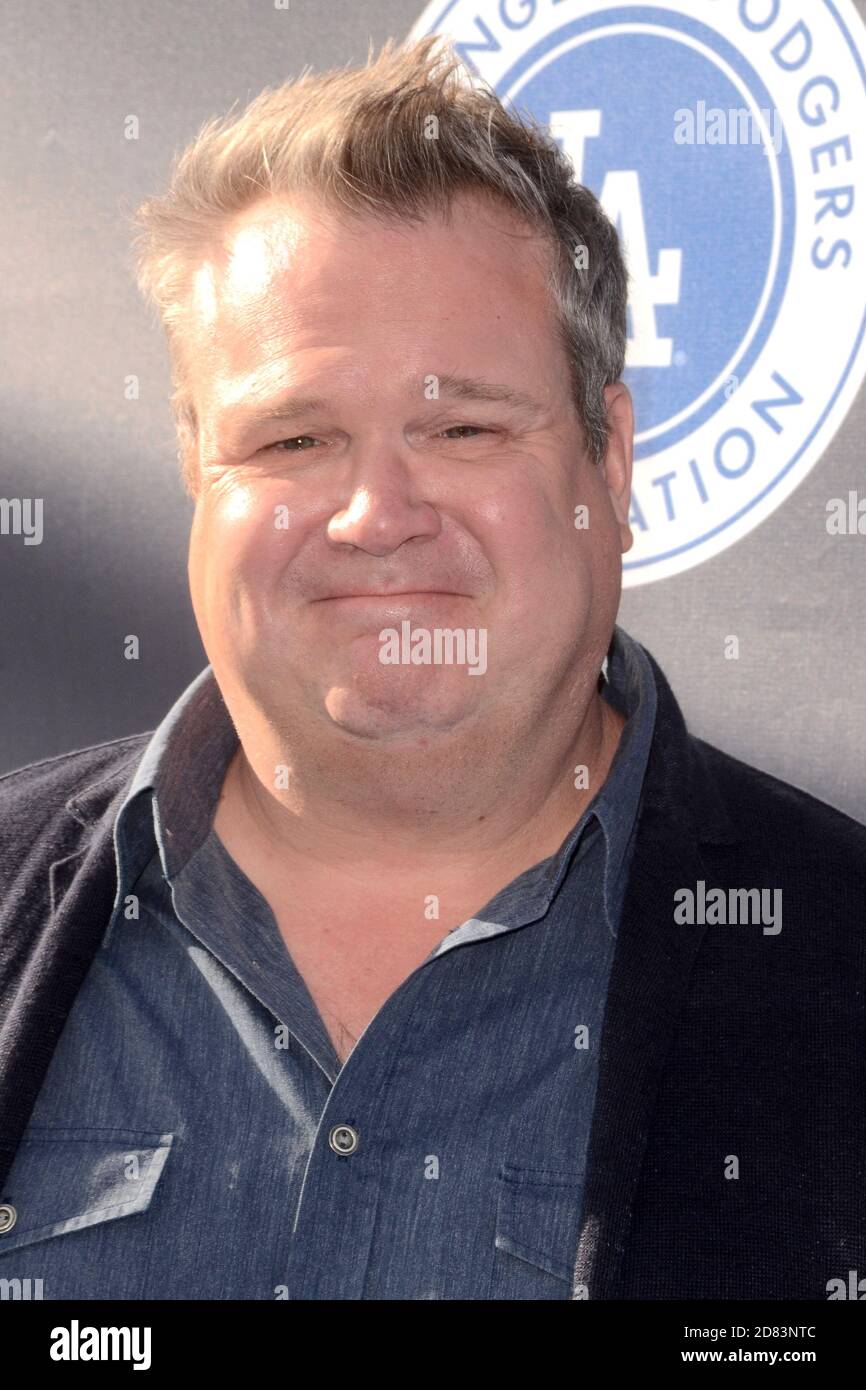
131;34;628;495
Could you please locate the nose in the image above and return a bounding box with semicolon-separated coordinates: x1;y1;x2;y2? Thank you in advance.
327;450;441;556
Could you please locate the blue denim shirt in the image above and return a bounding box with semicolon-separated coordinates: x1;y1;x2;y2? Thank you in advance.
0;624;656;1300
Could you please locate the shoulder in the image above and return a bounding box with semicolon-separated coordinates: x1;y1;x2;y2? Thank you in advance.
0;733;151;849
0;731;151;796
696;733;866;837
693;733;866;889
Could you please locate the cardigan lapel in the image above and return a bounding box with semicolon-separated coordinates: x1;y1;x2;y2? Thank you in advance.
0;752;143;1193
573;645;740;1299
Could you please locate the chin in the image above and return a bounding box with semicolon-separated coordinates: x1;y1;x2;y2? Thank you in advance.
322;684;474;741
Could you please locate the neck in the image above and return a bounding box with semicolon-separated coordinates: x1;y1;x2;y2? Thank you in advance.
213;682;627;903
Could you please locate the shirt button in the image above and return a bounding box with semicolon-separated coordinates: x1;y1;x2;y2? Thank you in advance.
328;1124;360;1155
0;1203;17;1234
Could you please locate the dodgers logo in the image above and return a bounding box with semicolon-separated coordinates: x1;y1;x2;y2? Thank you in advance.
410;0;866;583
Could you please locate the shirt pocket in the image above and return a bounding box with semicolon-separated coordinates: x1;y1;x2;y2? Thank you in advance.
0;1127;174;1256
489;1161;585;1300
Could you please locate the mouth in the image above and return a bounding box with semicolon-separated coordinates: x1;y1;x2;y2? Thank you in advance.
315;590;466;602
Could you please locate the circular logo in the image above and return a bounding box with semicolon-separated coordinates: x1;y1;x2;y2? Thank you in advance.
410;0;866;584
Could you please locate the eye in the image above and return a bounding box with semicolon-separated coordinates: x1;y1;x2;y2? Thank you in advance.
267;435;322;452
438;425;491;439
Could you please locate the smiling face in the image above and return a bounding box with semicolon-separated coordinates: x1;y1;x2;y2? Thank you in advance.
185;190;633;749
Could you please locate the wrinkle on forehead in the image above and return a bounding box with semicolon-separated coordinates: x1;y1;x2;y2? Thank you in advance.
191;202;312;333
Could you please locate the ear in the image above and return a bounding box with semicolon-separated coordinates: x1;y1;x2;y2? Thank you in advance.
600;382;634;555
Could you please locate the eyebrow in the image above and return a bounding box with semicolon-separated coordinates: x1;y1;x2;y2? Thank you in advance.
222;372;546;444
427;372;545;414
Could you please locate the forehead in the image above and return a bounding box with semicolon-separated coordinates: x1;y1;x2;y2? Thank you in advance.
190;197;323;330
186;191;564;414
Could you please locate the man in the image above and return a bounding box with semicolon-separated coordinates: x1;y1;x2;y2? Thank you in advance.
0;36;863;1302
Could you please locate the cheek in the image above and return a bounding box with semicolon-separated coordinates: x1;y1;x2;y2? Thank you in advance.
194;481;306;592
482;482;584;599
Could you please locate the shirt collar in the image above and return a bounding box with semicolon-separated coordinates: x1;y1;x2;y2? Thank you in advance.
594;621;658;930
467;622;657;936
107;666;238;942
107;622;656;943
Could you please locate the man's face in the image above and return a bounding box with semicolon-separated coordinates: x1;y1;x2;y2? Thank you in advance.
186;190;633;744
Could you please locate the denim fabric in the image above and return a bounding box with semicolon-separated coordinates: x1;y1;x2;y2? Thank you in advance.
0;624;656;1299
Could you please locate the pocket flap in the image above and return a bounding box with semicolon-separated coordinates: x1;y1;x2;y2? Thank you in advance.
0;1128;174;1255
494;1162;584;1284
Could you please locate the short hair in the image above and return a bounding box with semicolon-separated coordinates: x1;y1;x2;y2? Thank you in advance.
131;34;628;496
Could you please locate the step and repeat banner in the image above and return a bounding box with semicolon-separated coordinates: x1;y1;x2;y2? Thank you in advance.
2;0;865;817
